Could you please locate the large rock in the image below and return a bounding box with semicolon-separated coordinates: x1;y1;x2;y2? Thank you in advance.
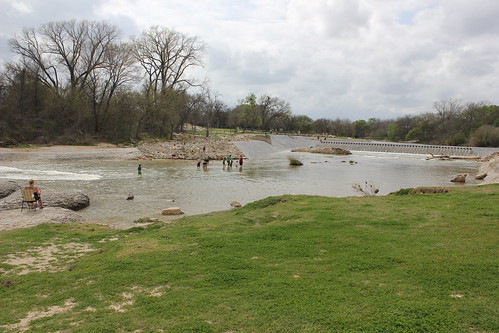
162;207;184;215
43;191;90;210
450;174;468;183
475;172;487;180
0;181;19;199
0;190;90;211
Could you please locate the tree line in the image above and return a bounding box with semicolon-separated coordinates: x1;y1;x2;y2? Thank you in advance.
0;20;497;147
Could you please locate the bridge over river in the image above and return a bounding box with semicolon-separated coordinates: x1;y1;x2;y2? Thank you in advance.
234;135;499;159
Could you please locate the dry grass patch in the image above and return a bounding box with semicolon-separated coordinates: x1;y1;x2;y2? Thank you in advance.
0;299;76;332
1;242;94;275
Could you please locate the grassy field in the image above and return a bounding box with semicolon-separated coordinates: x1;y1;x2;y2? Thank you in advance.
0;185;497;332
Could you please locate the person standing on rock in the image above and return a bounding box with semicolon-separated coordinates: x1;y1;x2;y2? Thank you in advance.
26;179;43;209
138;164;142;177
227;154;232;167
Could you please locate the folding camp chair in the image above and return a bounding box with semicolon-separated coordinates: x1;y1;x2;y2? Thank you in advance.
21;188;37;211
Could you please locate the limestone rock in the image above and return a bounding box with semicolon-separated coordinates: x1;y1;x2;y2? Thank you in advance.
0;190;90;211
450;174;468;183
0;181;19;199
291;147;352;155
230;201;241;208
162;207;184;215
475;172;487;180
43;191;90;210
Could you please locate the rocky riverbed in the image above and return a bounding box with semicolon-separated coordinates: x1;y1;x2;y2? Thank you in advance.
137;133;266;160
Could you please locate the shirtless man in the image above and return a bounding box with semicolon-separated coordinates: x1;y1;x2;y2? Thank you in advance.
26;179;44;209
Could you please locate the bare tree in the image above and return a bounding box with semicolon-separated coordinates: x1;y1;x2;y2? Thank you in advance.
86;42;137;133
258;94;291;131
9;20;122;133
201;89;226;137
433;97;463;120
132;26;205;95
9;20;121;96
132;26;205;138
178;92;204;132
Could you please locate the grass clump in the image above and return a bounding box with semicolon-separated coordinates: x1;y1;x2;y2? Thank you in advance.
288;154;303;166
391;187;413;195
133;217;159;224
0;185;497;332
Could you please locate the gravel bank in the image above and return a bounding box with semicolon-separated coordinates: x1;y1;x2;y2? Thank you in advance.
136;133;261;160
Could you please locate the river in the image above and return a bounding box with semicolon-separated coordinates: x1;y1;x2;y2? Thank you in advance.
0;147;481;229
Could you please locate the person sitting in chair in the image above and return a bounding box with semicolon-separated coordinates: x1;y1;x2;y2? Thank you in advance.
26;179;44;209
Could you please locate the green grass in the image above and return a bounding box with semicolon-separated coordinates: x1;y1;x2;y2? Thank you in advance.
0;185;498;332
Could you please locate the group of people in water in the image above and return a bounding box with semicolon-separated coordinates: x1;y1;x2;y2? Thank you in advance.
196;154;244;170
137;153;245;175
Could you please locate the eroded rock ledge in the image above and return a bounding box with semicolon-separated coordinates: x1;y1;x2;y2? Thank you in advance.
291;147;352;155
0;189;90;211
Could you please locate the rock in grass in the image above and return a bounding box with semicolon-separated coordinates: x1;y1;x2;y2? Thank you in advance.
162;207;184;215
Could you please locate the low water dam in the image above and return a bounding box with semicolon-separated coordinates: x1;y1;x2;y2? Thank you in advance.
234;135;498;158
320;140;477;156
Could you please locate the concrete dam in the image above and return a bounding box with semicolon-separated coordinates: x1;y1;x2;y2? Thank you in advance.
319;140;477;157
234;135;498;159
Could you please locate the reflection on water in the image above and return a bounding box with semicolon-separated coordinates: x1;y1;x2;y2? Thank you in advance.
1;151;480;228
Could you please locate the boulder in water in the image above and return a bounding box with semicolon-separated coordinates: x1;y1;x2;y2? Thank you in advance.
230;201;241;208
451;174;468;183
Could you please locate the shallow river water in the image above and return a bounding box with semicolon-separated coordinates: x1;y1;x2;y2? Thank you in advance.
1;150;481;228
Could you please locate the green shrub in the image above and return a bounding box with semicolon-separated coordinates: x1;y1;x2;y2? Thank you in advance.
447;132;467;146
469;125;499;147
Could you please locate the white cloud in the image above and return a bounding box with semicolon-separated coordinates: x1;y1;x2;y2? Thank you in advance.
6;0;33;14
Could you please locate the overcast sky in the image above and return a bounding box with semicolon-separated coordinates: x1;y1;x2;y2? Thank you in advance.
1;0;498;120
